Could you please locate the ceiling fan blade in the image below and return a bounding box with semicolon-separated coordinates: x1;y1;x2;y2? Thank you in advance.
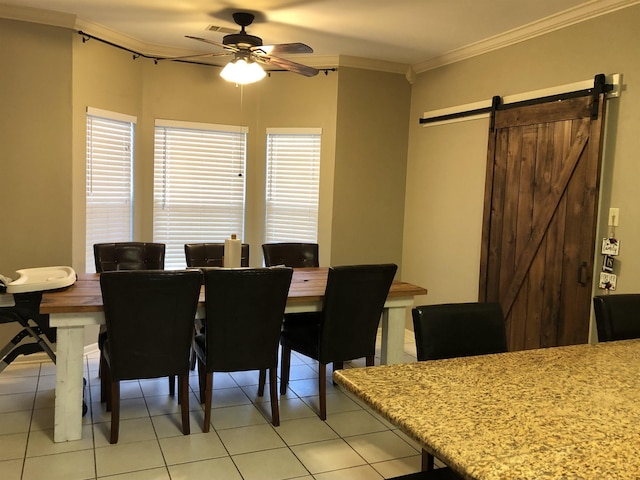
257;43;313;55
257;54;319;77
156;52;231;62
186;35;237;52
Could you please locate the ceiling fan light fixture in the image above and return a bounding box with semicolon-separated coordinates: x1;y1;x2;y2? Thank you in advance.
220;57;266;85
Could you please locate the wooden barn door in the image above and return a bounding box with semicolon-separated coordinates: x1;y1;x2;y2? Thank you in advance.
479;93;606;351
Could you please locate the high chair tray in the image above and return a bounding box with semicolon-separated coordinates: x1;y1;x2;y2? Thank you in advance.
6;266;77;294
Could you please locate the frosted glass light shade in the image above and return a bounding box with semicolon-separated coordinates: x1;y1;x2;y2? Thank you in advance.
220;58;266;85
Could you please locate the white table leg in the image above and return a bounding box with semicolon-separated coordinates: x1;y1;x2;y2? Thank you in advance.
53;324;85;442
380;298;413;364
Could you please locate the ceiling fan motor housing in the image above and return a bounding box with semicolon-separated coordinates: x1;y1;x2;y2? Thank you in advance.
223;32;263;48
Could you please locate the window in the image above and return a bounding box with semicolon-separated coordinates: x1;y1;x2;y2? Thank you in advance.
85;107;135;273
265;128;321;243
154;119;247;269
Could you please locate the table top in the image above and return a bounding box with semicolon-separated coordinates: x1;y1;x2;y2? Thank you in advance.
40;267;428;314
333;339;640;480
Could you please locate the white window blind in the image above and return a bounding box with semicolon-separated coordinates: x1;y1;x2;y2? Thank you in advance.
154;120;247;269
86;108;136;273
265;128;321;243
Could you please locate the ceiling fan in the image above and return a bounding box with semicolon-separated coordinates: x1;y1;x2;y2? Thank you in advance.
174;12;319;82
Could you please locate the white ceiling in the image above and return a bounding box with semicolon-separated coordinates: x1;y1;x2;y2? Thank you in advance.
1;0;634;71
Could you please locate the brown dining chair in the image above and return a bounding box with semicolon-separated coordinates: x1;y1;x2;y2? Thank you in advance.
194;267;293;431
411;302;507;473
593;294;640;342
278;263;397;420
99;270;201;443
262;242;319;268
184;242;250;267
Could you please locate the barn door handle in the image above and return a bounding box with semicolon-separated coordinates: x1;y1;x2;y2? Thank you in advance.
577;262;588;286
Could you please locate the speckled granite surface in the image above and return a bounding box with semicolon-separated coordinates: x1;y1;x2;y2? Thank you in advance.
333;339;640;480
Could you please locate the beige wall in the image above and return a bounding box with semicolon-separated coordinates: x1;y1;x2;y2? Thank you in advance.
403;5;640;336
332;67;411;270
1;19;73;273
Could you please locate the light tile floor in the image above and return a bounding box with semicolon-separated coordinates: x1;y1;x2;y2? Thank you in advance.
0;332;446;480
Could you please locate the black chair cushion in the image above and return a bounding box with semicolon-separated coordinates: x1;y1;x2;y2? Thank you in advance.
280;264;397;364
412;303;507;361
194;267;293;372
262;243;319;268
184;243;249;267
100;270;201;381
593;294;640;342
94;242;165;272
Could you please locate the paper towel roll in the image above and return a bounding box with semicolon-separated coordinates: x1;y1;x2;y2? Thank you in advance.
223;234;242;268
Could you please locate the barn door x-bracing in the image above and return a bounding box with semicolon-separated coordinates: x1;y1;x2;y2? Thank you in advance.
479;86;607;351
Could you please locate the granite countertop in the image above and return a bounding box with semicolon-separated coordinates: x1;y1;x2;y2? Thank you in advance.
333;339;640;480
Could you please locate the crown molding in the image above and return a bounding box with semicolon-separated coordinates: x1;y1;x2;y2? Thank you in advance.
337;55;409;75
0;3;75;28
413;0;640;73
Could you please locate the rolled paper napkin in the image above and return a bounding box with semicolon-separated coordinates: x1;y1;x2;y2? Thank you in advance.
223;234;242;268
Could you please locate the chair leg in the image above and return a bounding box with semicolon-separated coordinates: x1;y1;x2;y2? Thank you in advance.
269;367;279;426
366;355;375;367
280;345;291;395
319;362;327;421
258;368;267;396
189;347;196;371
169;375;175;396
422;449;435;471
109;380;120;444
100;353;108;403
197;358;206;403
202;372;213;433
179;374;190;435
104;360;113;412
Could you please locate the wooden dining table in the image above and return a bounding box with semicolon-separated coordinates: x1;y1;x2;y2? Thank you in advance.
333;338;640;480
41;267;427;442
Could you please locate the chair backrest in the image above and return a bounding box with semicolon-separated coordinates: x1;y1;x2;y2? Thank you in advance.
201;267;293;371
262;243;319;268
99;270;201;380
94;242;165;272
412;302;508;361
593;294;640;342
318;264;397;364
184;243;249;268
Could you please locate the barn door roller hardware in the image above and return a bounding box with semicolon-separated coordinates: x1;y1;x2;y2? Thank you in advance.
419;73;615;126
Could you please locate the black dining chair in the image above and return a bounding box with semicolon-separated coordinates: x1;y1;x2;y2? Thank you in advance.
94;242;167;382
262;242;320;330
94;242;165;272
184;242;250;268
99;270;201;443
593;294;640;342
278;263;397;420
184;242;250;369
412;302;508;361
411;302;507;473
387;468;463;480
194;267;293;431
262;242;319;268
